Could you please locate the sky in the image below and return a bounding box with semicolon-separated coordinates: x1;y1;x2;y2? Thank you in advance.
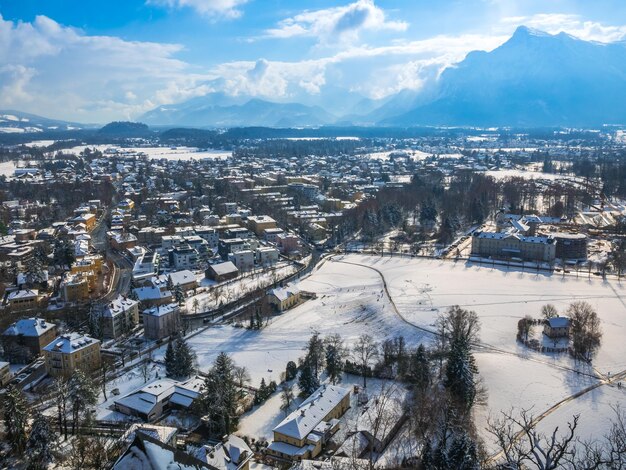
1;0;626;123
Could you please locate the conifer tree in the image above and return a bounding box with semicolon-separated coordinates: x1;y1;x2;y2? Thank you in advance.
3;385;29;453
26;412;56;470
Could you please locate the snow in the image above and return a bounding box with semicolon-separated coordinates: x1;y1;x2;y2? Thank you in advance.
58;144;231;161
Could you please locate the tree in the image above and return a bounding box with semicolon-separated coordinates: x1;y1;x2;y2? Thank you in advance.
567;301;602;361
445;336;478;411
24;255;46;285
324;334;345;385
408;344;430;390
26;412;56;470
281;383;295;410
199;352;238;435
174;285;185;306
68;369;98;435
305;333;325;377
174;337;196;379
193;297;200;314
517;315;534;342
55;377;70;440
285;361;298;381
298;359;319;397
164;340;177;378
437;305;481;347
234;366;251;388
3;385;29;453
353;334;378;388
541;304;559;320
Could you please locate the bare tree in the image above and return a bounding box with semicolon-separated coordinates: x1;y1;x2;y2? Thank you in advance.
233;365;251;388
353;334;378;388
541;304;559;320
280;383;295;411
567;301;602;361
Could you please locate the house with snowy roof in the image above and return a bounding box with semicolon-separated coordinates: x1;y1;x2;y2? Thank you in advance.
196;435;252;470
268;285;301;312
544;316;571;339
42;332;101;377
267;384;351;462
1;317;57;362
100;296;140;339
114;377;203;422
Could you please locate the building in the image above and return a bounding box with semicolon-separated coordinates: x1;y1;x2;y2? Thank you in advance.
122;424;179;447
197;435;253;470
168;245;199;270
471;231;556;262
268;285;301;312
554;233;588;260
257;247;279;267
6;289;39;311
0;361;11;386
133;285;173;307
277;233;301;255
43;333;101;377
264;227;285;244
544;317;571;339
154;270;198;292
114;377;203;422
247;215;277;236
2;318;57;362
113;431;217;470
267;384;351;461
61;272;90;303
206;261;239;283
228;250;255;272
218;238;247;260
100;296;140;339
109;231;138;251
143;304;180;340
72;213;96;231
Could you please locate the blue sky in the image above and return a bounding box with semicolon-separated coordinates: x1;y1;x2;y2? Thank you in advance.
1;0;625;122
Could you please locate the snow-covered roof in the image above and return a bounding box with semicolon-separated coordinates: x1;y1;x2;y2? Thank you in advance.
273;384;351;440
7;289;38;300
208;261;238;276
3;317;55;337
270;285;300;302
154;270;197;288
134;286;172;301
123;424;178;445
43;332;99;354
103;296;139;318
143;303;179;318
198;435;252;470
267;441;313;456
548;317;570;328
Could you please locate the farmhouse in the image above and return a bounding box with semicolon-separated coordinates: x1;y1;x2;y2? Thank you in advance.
268;285;301;312
544;317;571;338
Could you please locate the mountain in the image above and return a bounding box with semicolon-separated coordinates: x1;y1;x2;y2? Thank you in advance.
381;26;626;127
99;121;152;137
0;110;88;134
140;95;336;128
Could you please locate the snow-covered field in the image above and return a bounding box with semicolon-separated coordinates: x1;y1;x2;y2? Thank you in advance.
139;254;623;451
57;145;231;161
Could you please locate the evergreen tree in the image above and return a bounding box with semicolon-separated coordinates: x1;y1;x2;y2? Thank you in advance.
164;340;178;378
298;359;319;397
447;432;480;470
175;338;196;379
174;285;185;305
166;275;174;292
445;338;478;410
325;342;343;385
68;370;98;435
3;385;29;453
421;439;435;470
26;412;56;470
285;361;298;381
305;333;324;377
409;344;431;390
200;352;238;435
256;378;268;403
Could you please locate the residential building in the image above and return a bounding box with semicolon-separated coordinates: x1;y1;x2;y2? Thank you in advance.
247;215;277;236
143;303;180;340
2;318;57;362
6;289;39;311
114;377;203;422
269;285;301;312
257;246;279;267
218;238;246;260
554;233;588;260
544;317;571;339
264;227;285;244
168;245;199;270
228;250;255;272
206;261;239;283
61;272;90;302
267;385;351;461
197;435;253;470
100;296;140;339
154;270;198;292
43;333;101;377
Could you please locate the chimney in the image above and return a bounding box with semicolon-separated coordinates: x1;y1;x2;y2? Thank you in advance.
300;410;305;417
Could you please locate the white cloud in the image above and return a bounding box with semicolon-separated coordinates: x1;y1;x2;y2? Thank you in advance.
0;14;213;121
264;0;408;42
500;14;626;42
146;0;248;19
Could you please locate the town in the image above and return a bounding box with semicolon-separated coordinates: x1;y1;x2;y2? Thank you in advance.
0;125;624;469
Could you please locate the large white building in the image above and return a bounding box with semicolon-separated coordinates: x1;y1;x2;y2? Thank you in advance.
471;231;556;262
